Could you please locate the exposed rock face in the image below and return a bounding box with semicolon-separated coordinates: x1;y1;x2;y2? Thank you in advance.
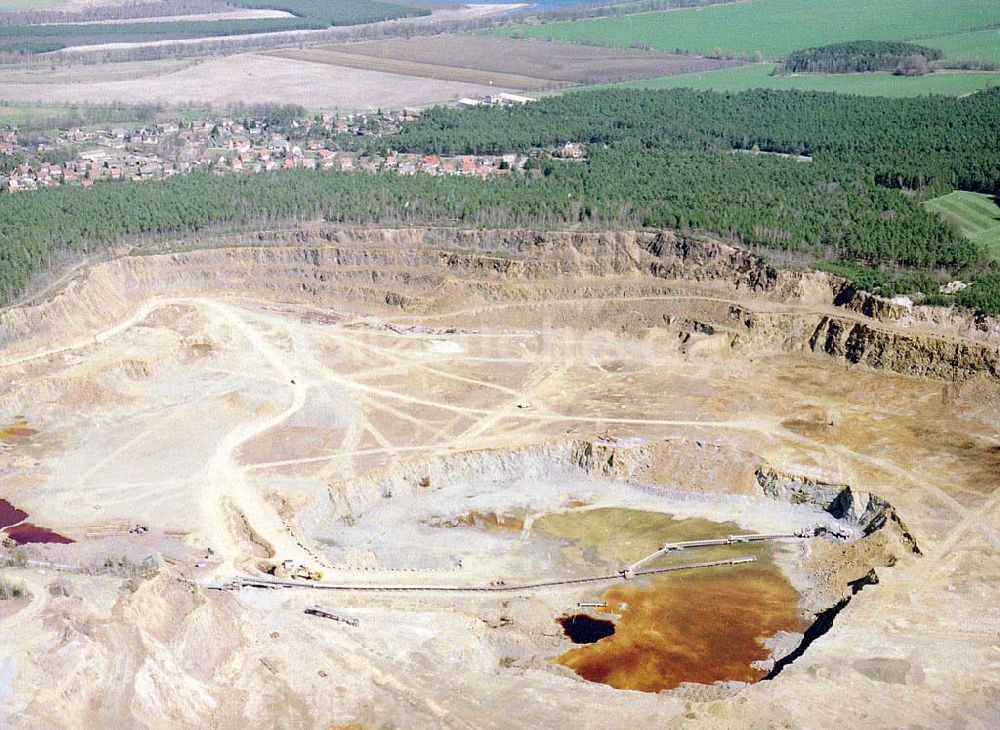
808;316;1000;381
834;285;912;321
755;467;920;554
571;440;651;479
729;305;823;352
2;226;996;382
303;439;914;548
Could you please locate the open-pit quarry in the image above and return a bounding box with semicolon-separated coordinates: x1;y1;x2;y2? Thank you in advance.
0;227;997;728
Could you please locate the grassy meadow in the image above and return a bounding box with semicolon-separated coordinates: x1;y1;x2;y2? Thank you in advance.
500;0;1000;60
925;191;1000;259
927;28;1000;64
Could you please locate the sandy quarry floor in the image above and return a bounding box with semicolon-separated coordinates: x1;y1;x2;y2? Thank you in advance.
0;234;997;728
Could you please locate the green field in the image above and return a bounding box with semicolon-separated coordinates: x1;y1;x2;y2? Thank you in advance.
501;0;1000;59
925;191;1000;258
0;102;68;125
611;64;1000;97
0;101;162;130
927;28;1000;64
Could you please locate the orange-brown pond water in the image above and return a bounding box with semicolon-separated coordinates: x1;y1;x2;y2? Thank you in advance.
535;508;805;692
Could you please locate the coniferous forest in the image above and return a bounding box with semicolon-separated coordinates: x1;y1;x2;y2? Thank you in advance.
2;87;999;311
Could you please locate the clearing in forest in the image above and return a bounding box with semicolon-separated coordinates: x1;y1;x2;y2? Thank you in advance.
925;191;1000;259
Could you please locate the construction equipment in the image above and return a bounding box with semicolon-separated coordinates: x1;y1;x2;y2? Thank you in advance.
304;605;359;626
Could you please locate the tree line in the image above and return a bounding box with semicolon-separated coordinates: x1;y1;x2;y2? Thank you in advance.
1;87;998;312
779;41;943;74
0;1;229;27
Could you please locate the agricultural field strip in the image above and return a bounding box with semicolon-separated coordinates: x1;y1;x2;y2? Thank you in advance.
0;0;426;48
0;54;508;110
498;0;1000;60
269;37;737;90
323;36;737;81
267;48;553;90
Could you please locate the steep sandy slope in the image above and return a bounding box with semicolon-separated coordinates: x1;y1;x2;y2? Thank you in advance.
3;227;997;380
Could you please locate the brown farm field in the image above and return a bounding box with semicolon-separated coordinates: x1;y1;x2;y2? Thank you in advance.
0;52;513;110
0;35;741;110
272;35;742;90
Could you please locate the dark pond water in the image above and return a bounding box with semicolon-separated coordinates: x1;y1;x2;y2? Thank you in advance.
558;613;616;644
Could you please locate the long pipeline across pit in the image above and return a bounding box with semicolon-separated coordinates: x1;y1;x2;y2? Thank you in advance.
209;557;757;594
622;531;814;577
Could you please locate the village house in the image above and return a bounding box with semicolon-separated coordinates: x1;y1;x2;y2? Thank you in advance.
268;138;291;155
560;142;584;159
422;154;441;174
64;128;90;143
1;107;575;197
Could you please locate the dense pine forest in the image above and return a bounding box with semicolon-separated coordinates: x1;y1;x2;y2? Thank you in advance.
387;88;1000;194
2;87;999;312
